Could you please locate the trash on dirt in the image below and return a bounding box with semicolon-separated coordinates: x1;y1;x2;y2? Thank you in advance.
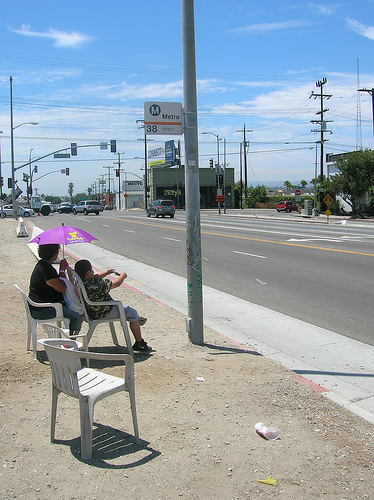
196;377;205;382
255;422;280;440
258;476;278;486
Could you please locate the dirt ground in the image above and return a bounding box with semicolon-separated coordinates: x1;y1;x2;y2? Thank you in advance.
0;218;373;499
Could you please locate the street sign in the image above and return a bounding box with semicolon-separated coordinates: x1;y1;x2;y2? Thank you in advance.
144;102;183;135
323;193;334;207
295;189;301;202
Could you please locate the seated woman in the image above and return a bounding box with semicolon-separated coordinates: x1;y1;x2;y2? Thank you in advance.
29;243;82;335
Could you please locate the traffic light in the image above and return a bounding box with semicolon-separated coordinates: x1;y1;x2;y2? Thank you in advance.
0;176;3;186
66;168;70;176
115;169;120;177
209;158;214;168
147;185;150;192
218;174;223;186
34;165;38;173
8;178;12;189
71;143;77;156
111;140;117;153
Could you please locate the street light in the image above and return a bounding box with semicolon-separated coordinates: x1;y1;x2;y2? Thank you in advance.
202;131;222;214
10;76;38;217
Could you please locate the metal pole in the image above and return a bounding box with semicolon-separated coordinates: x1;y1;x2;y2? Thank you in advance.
144;133;148;210
182;0;203;345
223;138;227;214
216;134;221;215
0;131;3;217
118;152;121;211
239;142;243;209
27;149;33;206
243;124;248;201
10;77;16;219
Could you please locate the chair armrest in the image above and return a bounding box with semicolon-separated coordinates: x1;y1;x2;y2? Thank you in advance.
28;300;64;316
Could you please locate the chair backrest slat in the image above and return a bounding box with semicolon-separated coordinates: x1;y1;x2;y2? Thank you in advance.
41;339;82;397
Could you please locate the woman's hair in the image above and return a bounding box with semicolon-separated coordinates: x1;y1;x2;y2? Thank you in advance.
38;244;60;261
75;259;92;280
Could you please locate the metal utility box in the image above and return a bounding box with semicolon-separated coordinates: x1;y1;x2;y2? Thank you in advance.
304;199;313;215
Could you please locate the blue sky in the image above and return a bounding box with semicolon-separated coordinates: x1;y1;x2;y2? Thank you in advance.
1;0;374;197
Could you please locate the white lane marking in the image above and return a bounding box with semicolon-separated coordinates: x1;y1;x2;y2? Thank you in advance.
103;224;109;227
287;237;342;243
164;237;181;242
233;250;267;259
125;229;135;233
256;279;267;285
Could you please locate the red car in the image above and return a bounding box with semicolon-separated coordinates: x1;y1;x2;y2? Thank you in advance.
276;201;299;213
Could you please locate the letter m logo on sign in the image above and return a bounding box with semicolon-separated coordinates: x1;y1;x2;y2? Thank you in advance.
149;104;161;116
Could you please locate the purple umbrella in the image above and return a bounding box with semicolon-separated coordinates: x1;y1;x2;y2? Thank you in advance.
29;225;97;248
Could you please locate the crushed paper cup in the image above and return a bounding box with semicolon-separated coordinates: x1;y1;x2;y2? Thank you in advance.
255;422;280;440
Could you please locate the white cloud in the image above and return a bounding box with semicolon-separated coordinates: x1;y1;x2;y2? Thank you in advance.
8;24;93;48
229;20;311;35
309;3;337;16
346;17;374;40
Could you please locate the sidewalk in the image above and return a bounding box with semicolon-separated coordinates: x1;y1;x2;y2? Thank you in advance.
1;218;373;499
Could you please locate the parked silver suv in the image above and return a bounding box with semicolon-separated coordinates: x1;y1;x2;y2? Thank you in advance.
146;199;175;218
73;200;102;215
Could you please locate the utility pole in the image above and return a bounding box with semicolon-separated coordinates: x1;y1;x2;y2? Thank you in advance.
113;152;124;210
182;0;203;345
102;165;112;207
358;87;374;147
310;78;333;182
237;125;252;202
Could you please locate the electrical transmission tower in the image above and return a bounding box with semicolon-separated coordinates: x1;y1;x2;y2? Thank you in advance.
310;78;333;181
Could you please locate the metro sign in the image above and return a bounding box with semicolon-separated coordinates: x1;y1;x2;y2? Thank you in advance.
144;101;183;135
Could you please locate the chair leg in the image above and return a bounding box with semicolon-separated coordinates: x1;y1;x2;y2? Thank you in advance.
128;387;140;444
26;321;32;351
121;323;134;357
51;385;60;442
32;323;38;360
79;397;94;460
109;322;119;345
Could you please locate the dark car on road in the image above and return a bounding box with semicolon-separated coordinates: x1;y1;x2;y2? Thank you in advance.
58;203;73;214
276;201;299;213
146;199;175;218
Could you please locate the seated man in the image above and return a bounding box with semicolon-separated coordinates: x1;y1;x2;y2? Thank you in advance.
74;259;152;352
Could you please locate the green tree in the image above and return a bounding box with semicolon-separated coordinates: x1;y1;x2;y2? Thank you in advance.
330;149;374;216
284;180;296;194
246;185;269;208
301;180;308;188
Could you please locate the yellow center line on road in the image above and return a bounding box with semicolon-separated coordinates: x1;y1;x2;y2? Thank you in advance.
106;216;374;257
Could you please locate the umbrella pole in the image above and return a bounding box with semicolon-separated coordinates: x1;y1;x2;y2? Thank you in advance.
62;223;65;259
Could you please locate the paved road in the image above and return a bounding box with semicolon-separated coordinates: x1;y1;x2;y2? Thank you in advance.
34;209;374;346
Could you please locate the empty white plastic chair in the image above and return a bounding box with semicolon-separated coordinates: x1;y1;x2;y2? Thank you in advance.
15;284;69;360
41;323;88;351
38;338;140;460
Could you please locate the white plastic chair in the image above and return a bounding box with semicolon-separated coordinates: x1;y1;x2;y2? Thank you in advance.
66;267;134;357
38;338;140;460
41;323;88;351
15;284;69;360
